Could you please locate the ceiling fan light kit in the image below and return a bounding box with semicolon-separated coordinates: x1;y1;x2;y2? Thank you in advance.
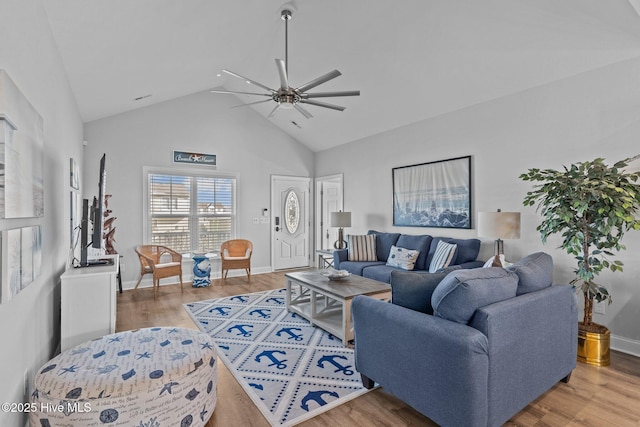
211;8;360;119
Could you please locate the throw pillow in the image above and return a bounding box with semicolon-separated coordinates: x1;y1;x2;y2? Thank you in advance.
386;245;420;270
431;267;519;324
348;234;377;261
390;270;449;314
507;252;554;295
428;240;457;273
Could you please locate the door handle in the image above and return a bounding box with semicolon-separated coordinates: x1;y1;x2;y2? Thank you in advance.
275;226;281;232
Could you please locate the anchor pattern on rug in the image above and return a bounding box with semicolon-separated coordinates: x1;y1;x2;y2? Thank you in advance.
184;288;372;427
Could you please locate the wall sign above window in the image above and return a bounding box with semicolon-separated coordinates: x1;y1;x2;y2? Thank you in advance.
173;150;216;166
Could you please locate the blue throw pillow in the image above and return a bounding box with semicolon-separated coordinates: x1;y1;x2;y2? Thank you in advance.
390;270;450;315
431;268;518;324
507;252;553;295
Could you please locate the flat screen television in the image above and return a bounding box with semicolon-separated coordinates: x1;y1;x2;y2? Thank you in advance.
78;154;111;267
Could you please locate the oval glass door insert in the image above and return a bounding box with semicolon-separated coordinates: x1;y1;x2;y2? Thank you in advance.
285;190;300;234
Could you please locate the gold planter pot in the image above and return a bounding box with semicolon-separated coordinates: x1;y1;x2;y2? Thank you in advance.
577;324;610;367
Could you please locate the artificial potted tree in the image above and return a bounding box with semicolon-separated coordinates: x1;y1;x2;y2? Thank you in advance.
520;156;640;366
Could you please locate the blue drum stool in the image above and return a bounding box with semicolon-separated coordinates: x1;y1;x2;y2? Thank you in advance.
192;253;211;287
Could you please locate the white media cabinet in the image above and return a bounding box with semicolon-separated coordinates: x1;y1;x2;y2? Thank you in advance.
60;255;119;351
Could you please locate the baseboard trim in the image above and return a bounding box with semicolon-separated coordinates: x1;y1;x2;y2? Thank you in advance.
611;334;640;358
122;266;273;291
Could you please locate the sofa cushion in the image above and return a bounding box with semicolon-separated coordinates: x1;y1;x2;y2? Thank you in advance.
348;234;377;261
340;260;386;276
507;252;553;295
362;264;400;283
396;234;433;270
428;240;457;273
390;270;450;314
427;237;481;266
368;230;401;261
386;245;420;270
432;267;518;324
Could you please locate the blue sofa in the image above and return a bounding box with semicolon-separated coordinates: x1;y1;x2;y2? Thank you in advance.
333;230;483;283
352;252;578;427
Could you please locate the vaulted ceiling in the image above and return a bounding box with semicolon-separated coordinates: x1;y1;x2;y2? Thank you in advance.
43;0;640;152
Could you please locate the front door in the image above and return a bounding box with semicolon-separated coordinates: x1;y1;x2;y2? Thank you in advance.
271;175;311;270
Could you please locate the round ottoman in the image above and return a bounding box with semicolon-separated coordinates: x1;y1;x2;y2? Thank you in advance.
30;327;217;426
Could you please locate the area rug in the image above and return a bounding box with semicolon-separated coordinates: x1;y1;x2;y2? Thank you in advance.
183;288;373;426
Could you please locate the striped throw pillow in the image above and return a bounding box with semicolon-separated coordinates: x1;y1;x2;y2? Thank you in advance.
348;234;377;261
428;240;457;273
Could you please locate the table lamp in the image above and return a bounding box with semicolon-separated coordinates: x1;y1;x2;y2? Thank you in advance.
330;211;351;249
477;209;521;257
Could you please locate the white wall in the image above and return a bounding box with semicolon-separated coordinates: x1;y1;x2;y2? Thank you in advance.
0;0;84;425
315;57;640;355
83;91;314;287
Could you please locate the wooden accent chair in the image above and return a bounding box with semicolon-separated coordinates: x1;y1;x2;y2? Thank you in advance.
220;239;253;282
134;245;183;299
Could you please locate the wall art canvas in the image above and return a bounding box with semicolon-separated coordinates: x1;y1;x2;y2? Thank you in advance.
0;69;44;218
173;150;216;166
393;156;471;229
1;225;42;303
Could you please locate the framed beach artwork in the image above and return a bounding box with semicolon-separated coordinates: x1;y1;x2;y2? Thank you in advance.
1;225;42;302
0;69;44;219
393;155;472;229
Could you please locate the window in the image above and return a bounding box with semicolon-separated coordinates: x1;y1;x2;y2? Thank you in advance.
146;172;236;254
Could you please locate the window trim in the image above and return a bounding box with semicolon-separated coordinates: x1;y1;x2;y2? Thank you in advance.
142;166;238;255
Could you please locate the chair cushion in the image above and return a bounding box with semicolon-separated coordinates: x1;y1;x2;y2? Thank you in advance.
432;267;518;324
155;261;181;268
386;245;420;270
396;234;433;270
223;256;250;260
428;240;457;273
367;230;401;261
507;252;554;295
390;270;450;314
348;234;377;261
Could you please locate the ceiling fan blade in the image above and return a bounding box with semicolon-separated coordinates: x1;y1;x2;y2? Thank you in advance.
222;69;275;93
296;70;342;93
275;59;289;91
301;90;360;98
293;103;313;119
267;104;280;118
299;99;346;111
231;99;273;109
210;89;272;97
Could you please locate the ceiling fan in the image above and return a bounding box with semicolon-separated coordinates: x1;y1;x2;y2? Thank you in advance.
211;8;360;119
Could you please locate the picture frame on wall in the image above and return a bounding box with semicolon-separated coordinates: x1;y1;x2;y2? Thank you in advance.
392;155;471;229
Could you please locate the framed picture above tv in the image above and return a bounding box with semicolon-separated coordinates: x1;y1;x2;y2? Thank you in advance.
392;155;471;229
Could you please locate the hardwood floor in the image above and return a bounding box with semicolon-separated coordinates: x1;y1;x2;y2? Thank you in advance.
117;271;640;426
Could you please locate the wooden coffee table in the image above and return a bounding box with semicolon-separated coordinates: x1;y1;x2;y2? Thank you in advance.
285;270;391;347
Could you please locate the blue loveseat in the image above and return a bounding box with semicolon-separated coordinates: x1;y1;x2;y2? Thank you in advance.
352;252;578;427
333;230;483;283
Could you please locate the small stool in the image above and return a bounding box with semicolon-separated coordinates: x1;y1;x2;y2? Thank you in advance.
30;327;217;426
192;253;212;287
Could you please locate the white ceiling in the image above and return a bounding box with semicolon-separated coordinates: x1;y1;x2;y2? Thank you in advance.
43;0;640;152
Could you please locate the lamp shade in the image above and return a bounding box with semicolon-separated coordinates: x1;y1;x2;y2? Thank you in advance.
477;211;521;239
330;211;351;228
